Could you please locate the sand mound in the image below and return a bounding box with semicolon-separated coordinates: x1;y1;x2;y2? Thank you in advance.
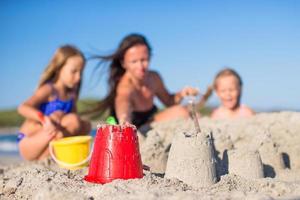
165;130;217;188
145;111;300;176
1;112;300;199
228;149;264;179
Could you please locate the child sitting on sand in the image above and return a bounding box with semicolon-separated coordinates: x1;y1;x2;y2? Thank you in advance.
211;68;255;119
18;45;91;161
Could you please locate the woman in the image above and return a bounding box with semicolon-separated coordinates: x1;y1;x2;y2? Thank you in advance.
94;33;198;128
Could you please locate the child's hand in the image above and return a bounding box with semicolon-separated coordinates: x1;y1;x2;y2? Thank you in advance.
42;116;58;140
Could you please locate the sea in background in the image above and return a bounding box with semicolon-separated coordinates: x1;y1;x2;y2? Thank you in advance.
0;134;19;155
0;133;22;165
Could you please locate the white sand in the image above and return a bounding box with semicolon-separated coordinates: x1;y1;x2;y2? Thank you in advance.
1;112;300;199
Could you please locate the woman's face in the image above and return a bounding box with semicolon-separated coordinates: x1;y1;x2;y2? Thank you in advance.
122;44;149;81
215;75;241;110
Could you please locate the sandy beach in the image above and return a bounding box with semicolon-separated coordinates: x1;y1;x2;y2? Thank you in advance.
1;112;300;199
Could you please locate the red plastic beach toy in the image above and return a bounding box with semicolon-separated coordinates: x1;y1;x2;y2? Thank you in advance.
84;124;143;184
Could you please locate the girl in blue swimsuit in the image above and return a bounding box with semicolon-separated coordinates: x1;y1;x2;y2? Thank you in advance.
18;45;91;161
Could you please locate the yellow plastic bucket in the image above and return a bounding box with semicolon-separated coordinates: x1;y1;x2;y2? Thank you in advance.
49;136;92;170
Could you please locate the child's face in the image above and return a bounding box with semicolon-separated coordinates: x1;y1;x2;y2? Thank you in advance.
58;55;84;89
215;75;241;110
122;44;149;81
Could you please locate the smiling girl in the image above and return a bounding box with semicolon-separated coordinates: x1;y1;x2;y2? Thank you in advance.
211;68;255;119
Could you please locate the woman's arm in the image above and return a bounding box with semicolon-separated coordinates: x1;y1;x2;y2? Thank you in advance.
152;71;198;106
151;72;176;106
114;85;133;124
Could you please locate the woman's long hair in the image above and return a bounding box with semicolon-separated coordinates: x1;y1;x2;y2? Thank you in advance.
91;33;152;116
38;45;85;96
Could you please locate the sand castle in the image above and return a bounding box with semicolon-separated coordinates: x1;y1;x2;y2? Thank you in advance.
258;139;285;177
228;149;264;179
145;112;300;188
165;130;217;188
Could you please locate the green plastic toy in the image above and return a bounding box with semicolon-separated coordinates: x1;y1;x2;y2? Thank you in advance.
106;116;117;125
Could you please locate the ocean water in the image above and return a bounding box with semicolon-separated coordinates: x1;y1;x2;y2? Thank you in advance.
0;134;19;155
0;130;97;156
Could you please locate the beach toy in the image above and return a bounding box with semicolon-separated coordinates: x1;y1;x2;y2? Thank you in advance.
106;116;117;125
49;135;92;170
84;124;143;184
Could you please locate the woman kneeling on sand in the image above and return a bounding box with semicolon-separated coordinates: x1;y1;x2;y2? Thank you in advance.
92;33;198;128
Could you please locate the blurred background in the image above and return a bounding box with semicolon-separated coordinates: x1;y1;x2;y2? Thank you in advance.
0;0;299;129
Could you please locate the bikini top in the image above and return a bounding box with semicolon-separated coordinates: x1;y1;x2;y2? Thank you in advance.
131;105;158;127
39;84;75;116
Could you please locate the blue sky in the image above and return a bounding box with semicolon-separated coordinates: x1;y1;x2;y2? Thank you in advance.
0;0;299;110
